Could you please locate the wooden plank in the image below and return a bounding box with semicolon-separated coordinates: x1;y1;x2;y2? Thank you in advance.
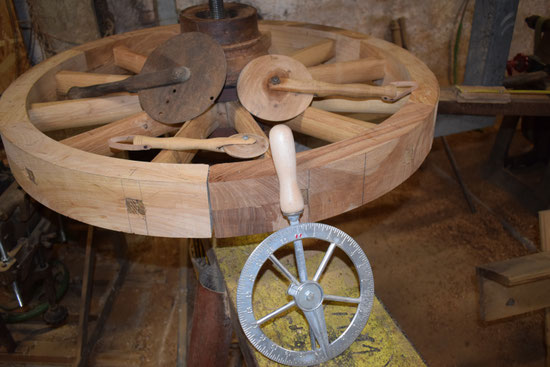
152;108;219;163
438;87;550;117
61;112;179;156
214;238;426;366
478;276;550;322
29;95;142;132
290;38;336;67
225;101;271;158
477;252;550;286
55;71;129;95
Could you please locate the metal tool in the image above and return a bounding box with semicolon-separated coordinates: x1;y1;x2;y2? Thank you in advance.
67;66;191;99
236;124;374;366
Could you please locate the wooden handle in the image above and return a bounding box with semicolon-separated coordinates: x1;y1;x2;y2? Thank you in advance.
132;135;255;152
113;45;147;73
269;78;398;99
67;66;191;99
269;124;304;215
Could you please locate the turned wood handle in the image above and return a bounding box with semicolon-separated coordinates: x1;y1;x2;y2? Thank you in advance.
269;124;304;216
269;77;398;99
67;66;191;99
132;135;255;152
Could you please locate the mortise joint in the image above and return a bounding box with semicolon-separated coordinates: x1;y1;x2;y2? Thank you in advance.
125;198;146;216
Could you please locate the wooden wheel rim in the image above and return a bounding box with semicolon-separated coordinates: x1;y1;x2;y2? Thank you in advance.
0;22;438;238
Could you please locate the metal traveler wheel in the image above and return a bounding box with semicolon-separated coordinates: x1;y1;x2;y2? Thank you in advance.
236;222;374;366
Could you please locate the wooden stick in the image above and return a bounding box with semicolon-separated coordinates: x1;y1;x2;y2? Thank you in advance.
29;95;142;132
56;71;129;95
270;77;398;99
540;210;550;367
61;112;179;156
307;58;386;84
152;108;219;163
311;97;406;114
290;38;335;67
113;45;147;74
283;107;376;142
225;101;271;158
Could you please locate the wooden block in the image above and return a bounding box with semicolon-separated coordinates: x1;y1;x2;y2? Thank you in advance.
478;275;550;322
477;252;550;287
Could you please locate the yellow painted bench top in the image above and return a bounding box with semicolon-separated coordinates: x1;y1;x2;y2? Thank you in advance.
213;234;426;366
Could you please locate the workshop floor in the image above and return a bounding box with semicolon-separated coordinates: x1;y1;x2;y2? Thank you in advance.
1;125;546;366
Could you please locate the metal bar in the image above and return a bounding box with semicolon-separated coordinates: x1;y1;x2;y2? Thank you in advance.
74;225;95;367
269;255;299;285
256;301;296;326
324;295;361;303
313;243;337;282
441;137;476;213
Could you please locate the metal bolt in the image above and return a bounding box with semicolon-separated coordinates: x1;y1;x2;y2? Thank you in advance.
305;290;314;301
209;0;225;19
242;135;249;140
270;76;281;85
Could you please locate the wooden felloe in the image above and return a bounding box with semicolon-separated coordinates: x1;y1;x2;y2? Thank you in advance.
0;22;439;239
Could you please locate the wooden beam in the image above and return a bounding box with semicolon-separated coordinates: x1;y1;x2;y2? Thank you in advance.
290;38;335;67
152;108;219;163
225;101;271;158
540;210;550;367
312;97;405;115
56;71;129;95
283;107;376;143
62;112;179;156
112;45;146;74
29;95;142;132
308;58;386;84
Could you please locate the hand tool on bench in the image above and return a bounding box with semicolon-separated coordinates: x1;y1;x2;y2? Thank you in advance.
236;124;374;365
108;133;268;159
237;54;417;121
68;32;227;124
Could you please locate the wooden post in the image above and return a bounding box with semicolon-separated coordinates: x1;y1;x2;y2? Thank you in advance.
540;210;550;367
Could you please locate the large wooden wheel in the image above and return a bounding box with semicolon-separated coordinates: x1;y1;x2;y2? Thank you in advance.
0;21;438;238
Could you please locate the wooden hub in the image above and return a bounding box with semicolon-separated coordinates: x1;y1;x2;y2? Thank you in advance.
0;22;439;239
180;2;271;99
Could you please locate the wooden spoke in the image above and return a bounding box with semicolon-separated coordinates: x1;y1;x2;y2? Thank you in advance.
225;101;271;158
56;71;129;95
283;107;376;143
61;112;179;156
113;45;146;74
152;107;220;163
29;95;141;132
290;38;335;67
311;97;406;115
307;57;386;84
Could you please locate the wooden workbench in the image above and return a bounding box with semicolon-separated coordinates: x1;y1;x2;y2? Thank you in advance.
213;234;426;366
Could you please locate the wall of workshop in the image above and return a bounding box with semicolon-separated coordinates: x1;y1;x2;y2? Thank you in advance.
174;0;548;86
